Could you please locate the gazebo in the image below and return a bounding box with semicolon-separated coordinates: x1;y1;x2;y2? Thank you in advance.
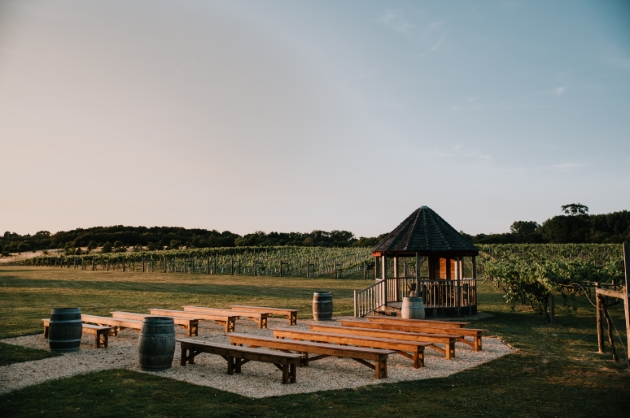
353;206;479;318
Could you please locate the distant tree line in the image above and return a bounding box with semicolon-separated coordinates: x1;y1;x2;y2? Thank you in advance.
464;204;630;244
1;204;628;256
0;225;387;256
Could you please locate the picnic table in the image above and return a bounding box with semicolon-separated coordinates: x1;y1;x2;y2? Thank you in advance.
230;305;297;326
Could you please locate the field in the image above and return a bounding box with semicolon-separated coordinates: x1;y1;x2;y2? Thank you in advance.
0;266;629;417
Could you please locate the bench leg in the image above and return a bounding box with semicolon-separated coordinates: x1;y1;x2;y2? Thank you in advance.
101;331;108;348
375;357;387;379
413;348;424;369
475;336;482;351
181;347;188;366
289;363;296;383
260;317;267;329
282;364;289;384
227;356;235;375
43;325;49;339
193;323;199;337
291;313;297;326
447;342;455;359
227;319;235;332
235;357;242;374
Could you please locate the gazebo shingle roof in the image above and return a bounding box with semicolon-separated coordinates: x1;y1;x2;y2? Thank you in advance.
371;206;478;255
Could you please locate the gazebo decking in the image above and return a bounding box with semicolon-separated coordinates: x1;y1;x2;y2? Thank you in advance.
354;206;479;318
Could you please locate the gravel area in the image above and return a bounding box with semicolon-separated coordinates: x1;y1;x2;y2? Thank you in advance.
0;317;513;398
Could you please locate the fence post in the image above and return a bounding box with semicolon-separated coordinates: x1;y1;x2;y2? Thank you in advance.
354;290;358;317
623;243;630;367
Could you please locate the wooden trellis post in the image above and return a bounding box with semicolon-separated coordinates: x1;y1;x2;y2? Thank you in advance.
624;242;630;367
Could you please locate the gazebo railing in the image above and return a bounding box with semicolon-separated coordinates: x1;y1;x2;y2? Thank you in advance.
353;277;477;317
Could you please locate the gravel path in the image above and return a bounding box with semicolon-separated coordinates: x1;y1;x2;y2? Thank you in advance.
0;317;513;398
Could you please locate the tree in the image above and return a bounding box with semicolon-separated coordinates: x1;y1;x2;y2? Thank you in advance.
510;221;540;236
87;241;97;252
561;203;589;216
101;242;113;253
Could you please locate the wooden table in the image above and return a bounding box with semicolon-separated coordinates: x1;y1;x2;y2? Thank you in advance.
183;306;270;329
352;319;484;351
271;327;427;368
230;305;298;326
149;309;238;332
311;323;460;359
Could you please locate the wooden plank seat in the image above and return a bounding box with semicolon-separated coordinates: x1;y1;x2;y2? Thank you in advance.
311;324;460;360
149;309;238;332
177;338;302;384
42;319;113;348
111;311;200;337
354;319;484;352
366;315;469;329
183;306;269;329
271;328;427;368
230;305;298;326
81;314;144;335
228;333;393;378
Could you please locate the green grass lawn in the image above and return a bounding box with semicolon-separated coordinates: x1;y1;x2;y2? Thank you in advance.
1;266;629;417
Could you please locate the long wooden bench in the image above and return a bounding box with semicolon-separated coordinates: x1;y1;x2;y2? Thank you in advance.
271;328;427;368
311;324;459;360
149;309;238;332
183;306;269;329
352;319;484;351
228;333;393;378
177;338;302;384
230;305;298;326
367;315;469;329
111;312;200;337
42;319;113;348
81;314;143;335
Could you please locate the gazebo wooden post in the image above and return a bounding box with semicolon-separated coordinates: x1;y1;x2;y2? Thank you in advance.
381;254;388;305
415;252;421;299
393;256;399;302
455;257;464;316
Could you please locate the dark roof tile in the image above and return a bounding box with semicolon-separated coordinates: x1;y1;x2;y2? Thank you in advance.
372;206;478;254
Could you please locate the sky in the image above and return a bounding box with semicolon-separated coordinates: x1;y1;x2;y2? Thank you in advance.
0;0;629;237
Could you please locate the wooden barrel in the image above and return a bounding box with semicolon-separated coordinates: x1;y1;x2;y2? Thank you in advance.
138;317;176;371
48;308;83;353
401;297;425;319
312;292;333;321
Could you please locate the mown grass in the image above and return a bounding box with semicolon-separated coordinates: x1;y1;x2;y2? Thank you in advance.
0;342;59;366
1;266;629;417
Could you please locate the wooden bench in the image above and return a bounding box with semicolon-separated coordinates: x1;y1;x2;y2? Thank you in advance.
355;319;484;351
183;306;269;329
230;305;298;326
367;315;469;329
149;309;238;332
228;333;393;378
177;338;302;384
271;328;427;368
42;319;113;348
81;314;143;335
111;311;200;337
311;324;460;360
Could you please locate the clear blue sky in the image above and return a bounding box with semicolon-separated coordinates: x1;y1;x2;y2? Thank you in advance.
1;0;628;237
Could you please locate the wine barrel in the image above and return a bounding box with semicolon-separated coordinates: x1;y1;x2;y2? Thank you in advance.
48;308;83;353
138;317;176;371
313;292;333;321
401;297;425;320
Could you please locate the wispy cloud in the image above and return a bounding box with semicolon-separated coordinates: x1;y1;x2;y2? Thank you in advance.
554;86;566;95
379;10;414;35
422;145;491;160
512;162;587;173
